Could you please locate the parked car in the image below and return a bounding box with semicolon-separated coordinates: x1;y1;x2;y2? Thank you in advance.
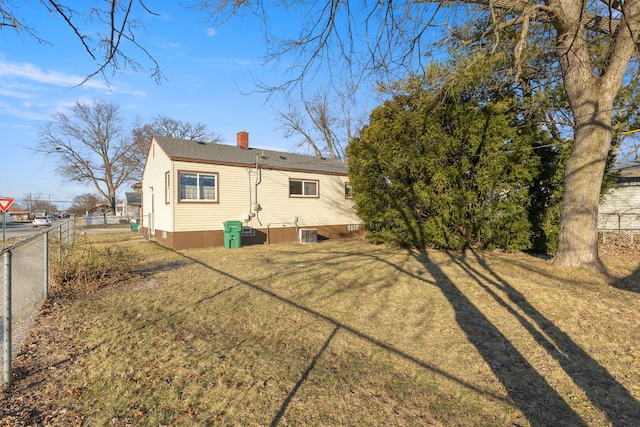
32;216;52;227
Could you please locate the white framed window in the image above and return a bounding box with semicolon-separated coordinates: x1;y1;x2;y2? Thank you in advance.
179;171;218;201
289;178;319;198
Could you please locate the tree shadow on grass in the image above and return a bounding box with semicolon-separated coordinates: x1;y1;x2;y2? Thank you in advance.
160;241;640;426
14;239;639;426
168;243;640;426
379;180;640;425
160;247;519;426
610;264;640;293
414;249;589;426
145;240;640;425
444;249;640;426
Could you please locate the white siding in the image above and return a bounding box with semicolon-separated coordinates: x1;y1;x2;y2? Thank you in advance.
598;183;640;230
600;184;640;214
141;140;173;232
171;162;361;232
254;168;360;229
172;161;248;231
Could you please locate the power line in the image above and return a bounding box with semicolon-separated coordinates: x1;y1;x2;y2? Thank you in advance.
617;128;640;136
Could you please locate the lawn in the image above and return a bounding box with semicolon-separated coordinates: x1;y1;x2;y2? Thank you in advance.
2;233;640;426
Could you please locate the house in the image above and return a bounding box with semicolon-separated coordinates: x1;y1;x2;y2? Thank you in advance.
115;202;124;216
140;131;364;249
87;202;112;214
598;162;640;232
6;206;30;221
123;191;141;222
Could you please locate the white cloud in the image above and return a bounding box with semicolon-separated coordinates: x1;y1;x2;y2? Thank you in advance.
0;86;32;99
189;56;252;70
0;101;48;121
156;41;182;50
0;58;109;90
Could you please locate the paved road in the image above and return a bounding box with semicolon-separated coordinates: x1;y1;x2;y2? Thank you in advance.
1;221;44;242
1;220;132;246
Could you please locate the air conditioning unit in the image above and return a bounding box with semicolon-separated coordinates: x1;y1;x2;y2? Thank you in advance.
299;228;318;244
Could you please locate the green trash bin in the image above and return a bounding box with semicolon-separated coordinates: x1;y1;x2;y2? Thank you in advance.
130;221;139;232
223;220;243;248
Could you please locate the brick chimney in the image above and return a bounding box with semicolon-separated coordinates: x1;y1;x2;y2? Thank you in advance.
237;130;249;150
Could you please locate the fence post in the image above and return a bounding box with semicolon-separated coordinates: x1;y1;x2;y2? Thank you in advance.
44;232;49;299
3;250;11;386
58;224;63;262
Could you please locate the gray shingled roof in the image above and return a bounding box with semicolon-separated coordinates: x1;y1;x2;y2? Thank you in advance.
154;136;347;175
124;192;141;206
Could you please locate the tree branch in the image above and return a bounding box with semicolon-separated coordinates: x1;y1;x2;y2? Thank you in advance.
426;0;632;40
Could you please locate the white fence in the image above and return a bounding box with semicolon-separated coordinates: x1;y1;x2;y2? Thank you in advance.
86;213;131;226
598;213;640;244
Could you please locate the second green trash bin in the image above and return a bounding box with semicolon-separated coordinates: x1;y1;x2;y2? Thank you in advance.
223;220;243;248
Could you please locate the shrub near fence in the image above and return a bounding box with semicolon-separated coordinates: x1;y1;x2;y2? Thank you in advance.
1;220;75;386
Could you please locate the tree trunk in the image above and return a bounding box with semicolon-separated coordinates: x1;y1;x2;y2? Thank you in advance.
550;5;629;271
553;114;611;271
552;68;614;271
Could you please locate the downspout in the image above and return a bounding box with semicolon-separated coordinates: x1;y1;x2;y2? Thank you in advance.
247;169;253;214
254;155;262;226
148;186;154;240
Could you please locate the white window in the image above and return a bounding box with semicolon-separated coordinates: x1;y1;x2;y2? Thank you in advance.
345;182;352;199
179;172;218;201
290;179;319;197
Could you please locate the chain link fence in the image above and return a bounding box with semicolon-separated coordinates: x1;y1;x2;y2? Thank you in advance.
1;219;75;386
598;212;640;244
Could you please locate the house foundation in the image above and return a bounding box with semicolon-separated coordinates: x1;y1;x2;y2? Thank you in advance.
141;224;364;250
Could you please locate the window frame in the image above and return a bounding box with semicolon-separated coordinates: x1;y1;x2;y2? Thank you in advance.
289;178;320;198
178;170;219;203
165;171;171;204
344;182;352;199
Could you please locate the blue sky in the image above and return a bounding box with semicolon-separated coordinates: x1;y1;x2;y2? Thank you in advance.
0;2;382;210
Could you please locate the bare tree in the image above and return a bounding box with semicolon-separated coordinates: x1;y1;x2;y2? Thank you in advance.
36;100;137;214
277;91;361;161
20;192;50;216
130;116;222;178
1;0;163;84
615;134;640;165
67;193;100;216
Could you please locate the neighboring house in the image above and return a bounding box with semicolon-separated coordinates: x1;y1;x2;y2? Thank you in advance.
599;164;640;231
88;202;112;214
141;131;364;249
6;206;30;221
123;192;141;222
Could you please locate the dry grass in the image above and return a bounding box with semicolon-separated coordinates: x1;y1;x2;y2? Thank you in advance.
2;235;640;426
